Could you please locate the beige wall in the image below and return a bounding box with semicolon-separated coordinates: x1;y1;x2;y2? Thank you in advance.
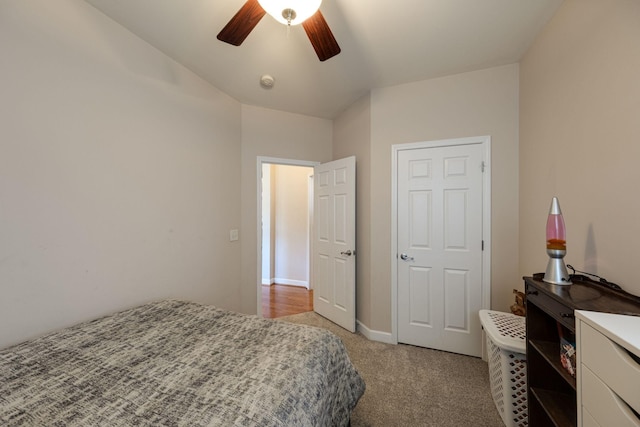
368;64;520;333
333;94;372;326
0;0;242;348
520;0;640;293
273;165;313;286
240;105;333;314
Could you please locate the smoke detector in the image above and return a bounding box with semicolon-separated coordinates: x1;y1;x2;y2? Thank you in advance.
260;74;275;89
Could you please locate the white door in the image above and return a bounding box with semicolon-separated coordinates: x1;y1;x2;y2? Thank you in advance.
313;156;356;332
397;143;485;357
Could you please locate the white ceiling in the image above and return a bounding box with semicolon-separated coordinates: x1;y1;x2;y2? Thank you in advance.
84;0;564;119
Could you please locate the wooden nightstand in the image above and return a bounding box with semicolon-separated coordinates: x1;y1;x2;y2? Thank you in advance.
524;275;640;426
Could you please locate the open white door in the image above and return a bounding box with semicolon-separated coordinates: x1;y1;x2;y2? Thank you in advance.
313;156;356;332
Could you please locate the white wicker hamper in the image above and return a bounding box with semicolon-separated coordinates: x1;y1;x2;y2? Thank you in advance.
479;309;528;427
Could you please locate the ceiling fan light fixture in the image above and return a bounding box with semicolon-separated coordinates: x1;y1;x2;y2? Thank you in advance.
257;0;322;26
218;0;340;62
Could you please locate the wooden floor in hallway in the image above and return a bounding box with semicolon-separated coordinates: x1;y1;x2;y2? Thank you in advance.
262;284;313;318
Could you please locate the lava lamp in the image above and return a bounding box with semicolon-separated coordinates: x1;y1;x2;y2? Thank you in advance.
543;197;572;285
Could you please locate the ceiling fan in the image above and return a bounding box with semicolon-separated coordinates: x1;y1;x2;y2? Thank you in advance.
217;0;341;62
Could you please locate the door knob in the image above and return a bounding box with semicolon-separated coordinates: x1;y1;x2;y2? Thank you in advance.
400;253;414;261
340;250;354;256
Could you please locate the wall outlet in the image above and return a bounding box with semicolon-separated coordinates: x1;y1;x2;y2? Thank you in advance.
229;229;239;241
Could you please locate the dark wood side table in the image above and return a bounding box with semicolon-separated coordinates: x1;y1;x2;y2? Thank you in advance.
523;275;640;426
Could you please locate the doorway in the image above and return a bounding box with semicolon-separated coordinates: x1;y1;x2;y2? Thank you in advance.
392;136;491;357
257;157;318;318
262;284;313;318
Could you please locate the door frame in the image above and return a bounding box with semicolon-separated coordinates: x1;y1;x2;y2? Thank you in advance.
256;156;320;317
390;136;492;343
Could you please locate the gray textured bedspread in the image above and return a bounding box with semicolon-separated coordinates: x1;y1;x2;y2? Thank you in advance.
0;300;365;426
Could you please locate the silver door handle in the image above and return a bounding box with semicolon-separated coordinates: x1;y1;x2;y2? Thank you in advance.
340;250;354;256
400;253;414;261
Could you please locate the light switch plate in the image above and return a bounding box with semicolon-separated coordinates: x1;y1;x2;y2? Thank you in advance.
229;229;239;241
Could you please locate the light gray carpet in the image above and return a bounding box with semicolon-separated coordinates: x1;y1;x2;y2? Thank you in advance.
278;311;505;427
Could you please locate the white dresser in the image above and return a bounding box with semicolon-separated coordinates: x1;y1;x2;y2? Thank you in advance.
576;310;640;427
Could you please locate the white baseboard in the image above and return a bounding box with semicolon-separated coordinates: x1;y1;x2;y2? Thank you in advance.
261;278;275;285
273;278;309;288
356;320;395;344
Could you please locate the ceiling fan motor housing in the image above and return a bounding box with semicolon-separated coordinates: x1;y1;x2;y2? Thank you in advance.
282;8;296;23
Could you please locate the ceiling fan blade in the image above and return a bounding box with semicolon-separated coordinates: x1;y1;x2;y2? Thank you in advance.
217;0;266;46
302;10;341;62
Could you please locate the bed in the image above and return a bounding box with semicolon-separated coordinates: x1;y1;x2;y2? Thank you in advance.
0;300;365;426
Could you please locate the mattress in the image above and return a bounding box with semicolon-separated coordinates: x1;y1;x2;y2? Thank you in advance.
0;300;365;426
